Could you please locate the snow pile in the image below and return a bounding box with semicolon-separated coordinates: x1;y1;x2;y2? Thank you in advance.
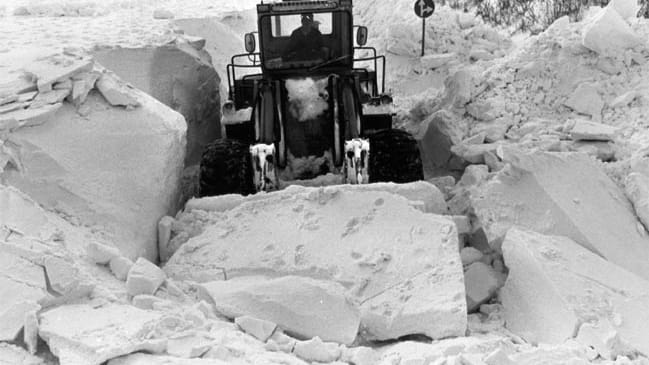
285;77;329;122
92;39;222;166
413;2;649;179
462;4;647;156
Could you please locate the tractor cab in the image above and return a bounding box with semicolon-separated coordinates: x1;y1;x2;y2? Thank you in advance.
200;0;423;197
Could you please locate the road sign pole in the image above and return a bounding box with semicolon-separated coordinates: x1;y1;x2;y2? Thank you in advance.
421;17;426;57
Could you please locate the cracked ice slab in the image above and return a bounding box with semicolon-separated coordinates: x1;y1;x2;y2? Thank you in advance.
501;227;649;356
39;304;165;365
166;185;466;341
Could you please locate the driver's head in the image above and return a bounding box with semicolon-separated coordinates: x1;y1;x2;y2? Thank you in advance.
301;13;314;27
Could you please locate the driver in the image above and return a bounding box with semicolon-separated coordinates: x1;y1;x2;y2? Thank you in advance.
285;13;328;60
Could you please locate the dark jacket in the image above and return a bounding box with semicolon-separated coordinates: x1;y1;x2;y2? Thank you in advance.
285;27;324;60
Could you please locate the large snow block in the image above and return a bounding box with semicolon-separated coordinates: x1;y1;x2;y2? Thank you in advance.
166;185;466;341
39;304;165;365
93;41;221;166
3;79;186;261
470;151;649;281
582;6;642;55
501;228;649;356
198;276;360;345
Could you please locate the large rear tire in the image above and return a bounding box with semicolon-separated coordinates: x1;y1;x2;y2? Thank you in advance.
368;129;423;183
199;139;254;197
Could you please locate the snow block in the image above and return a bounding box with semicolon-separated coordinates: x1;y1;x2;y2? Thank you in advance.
470;151;649;281
167;185;466;341
421;53;457;69
39;304;165;365
582;6;642;56
184;181;447;215
625;172;649;231
0;185;58;240
198;276;360;345
501;227;649;356
110;256;134;281
96;73;140;108
608;0;640;20
0;251;48;342
86;240;121;265
0;301;40;342
93;42;221;166
153;9;174;19
566;119;619;141
126;258;166;296
3;68;186;261
235;315;278;342
464;262;500;312
167;333;213;358
563;84;604;121
416;111;465;174
0;343;43;365
109;353;229;365
293;337;342;363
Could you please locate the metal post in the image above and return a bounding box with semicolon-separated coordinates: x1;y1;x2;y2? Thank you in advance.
421;17;426;57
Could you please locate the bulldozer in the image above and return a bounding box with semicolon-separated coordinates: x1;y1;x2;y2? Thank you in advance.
199;0;423;197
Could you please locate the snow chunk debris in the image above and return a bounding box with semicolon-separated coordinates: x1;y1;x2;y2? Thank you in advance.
96;72;141;108
285;78;329;121
109;353;229;364
501;227;649;355
626;172;649;232
608;0;641;20
563;83;604;121
39;304;165;365
87;240;121;264
153;9;175;19
293;337;342;363
198;275;360;345
235;315;278;342
464;262;501;312
582;6;642;56
110;256;134;281
470;151;649;280
0;343;43;365
565;119;619;141
126;258;166;296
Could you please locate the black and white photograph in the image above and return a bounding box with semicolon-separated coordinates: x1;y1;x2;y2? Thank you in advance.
1;0;649;363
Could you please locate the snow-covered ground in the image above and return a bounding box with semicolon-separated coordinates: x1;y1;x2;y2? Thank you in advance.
3;0;649;364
